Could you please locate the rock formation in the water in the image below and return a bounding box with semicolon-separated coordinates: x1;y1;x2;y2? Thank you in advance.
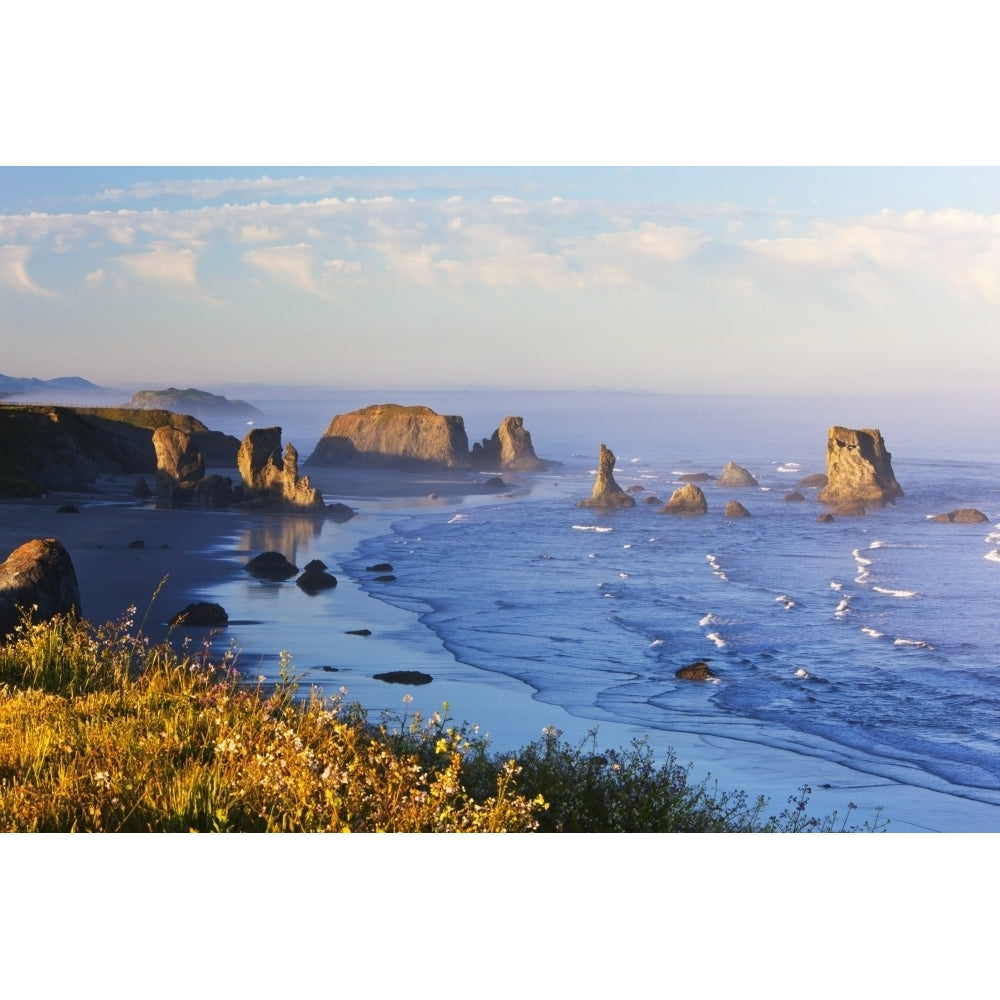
237;427;325;509
817;427;903;508
724;501;752;518
931;508;990;524
307;404;470;470
796;473;829;489
660;483;708;515
783;491;807;503
718;461;758;487
245;551;299;580
577;444;635;509
0;538;81;638
473;416;545;470
675;661;716;681
152;426;233;508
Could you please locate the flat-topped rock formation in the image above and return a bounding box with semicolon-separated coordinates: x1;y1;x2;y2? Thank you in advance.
718;461;758;487
577;444;635;509
660;483;708;515
128;387;262;421
817;427;903;509
931;508;989;524
308;404;470;469
238;427;325;510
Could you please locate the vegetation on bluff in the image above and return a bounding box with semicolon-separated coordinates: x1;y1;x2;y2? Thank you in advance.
0;605;885;833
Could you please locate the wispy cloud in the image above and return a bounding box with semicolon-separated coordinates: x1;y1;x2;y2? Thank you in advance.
115;244;200;290
0;245;51;295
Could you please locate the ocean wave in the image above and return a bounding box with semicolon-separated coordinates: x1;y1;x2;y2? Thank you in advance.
775;594;796;609
649;638;665;647
855;570;870;584
986;530;1000;544
448;513;467;524
623;543;632;549
706;632;726;648
985;550;1000;563
777;463;802;473
873;586;918;598
861;627;885;638
830;580;843;591
852;550;873;566
699;613;722;627
868;540;887;549
834;598;851;617
573;525;613;533
894;638;934;649
794;667;810;679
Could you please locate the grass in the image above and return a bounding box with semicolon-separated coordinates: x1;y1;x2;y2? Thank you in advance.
0;605;886;833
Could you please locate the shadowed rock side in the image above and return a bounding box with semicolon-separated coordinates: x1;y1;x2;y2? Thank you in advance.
307;404;470;469
472;416;545;470
660;483;708;515
0;538;81;638
817;427;903;509
932;508;989;523
152;426;233;508
237;427;325;510
718;461;758;487
577;444;635;508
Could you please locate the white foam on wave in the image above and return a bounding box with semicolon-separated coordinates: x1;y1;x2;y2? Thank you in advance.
759;486;772;492
448;513;467;524
873;586;918;598
894;637;934;649
699;613;722;627
852;550;873;566
986;529;1000;544
855;571;870;584
830;580;843;591
834;598;851;617
623;543;631;549
619;572;628;578
861;626;885;638
649;638;664;647
706;632;726;648
775;594;796;609
985;550;1000;563
777;462;802;473
868;540;887;549
573;525;613;533
794;667;810;679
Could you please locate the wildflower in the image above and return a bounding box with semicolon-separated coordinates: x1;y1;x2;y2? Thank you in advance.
402;694;413;705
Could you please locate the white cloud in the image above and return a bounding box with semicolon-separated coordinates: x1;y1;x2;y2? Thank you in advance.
0;245;50;295
116;244;199;289
243;243;323;295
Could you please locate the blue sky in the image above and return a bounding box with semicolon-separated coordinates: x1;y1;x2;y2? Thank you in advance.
3;165;1000;395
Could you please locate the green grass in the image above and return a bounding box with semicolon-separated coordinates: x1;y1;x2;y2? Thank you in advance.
0;607;886;833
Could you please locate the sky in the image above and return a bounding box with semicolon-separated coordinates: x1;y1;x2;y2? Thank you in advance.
3;165;1000;396
3;5;999;399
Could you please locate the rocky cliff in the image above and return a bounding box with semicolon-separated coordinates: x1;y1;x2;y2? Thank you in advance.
817;427;903;509
307;404;471;470
577;444;635;509
473;416;545;470
238;427;325;509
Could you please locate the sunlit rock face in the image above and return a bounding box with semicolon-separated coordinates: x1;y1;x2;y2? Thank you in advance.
718;461;758;487
577;444;635;509
473;416;545;471
660;483;708;515
817;427;903;509
307;404;470;470
237;427;324;509
0;538;81;638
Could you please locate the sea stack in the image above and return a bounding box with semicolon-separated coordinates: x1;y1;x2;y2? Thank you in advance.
237;427;325;509
660;483;708;515
817;427;903;509
577;444;635;508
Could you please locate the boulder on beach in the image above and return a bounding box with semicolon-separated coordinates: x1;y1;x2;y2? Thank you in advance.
931;509;990;524
373;670;433;686
245;551;299;580
718;461;758;487
817;427;903;509
168;602;229;628
577;444;635;509
660;483;708;515
296;565;338;593
0;538;81;638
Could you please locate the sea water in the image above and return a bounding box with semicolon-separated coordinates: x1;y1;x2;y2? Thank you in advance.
195;389;1000;831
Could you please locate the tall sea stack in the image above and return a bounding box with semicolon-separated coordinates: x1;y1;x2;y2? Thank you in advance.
577;444;635;509
817;427;903;509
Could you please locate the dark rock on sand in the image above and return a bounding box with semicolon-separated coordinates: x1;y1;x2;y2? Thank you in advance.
724;501;752;518
0;538;81;638
817;427;903;508
326;502;356;522
128;539;145;549
296;566;338;593
373;574;397;582
373;670;433;685
57;504;80;514
245;551;299;580
132;476;152;498
718;461;758;487
346;628;372;636
577;444;635;509
931;509;990;524
675;661;716;681
168;602;229;628
660;483;708;515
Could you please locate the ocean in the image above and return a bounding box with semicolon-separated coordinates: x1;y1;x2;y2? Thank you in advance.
195;388;1000;832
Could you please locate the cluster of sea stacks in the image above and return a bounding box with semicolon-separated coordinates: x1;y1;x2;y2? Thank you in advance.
578;427;909;519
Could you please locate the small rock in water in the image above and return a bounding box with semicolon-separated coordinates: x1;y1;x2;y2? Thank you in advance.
128;539;145;549
675;661;716;681
168;602;228;628
373;670;433;686
367;563;394;572
245;551;299;580
345;628;372;636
